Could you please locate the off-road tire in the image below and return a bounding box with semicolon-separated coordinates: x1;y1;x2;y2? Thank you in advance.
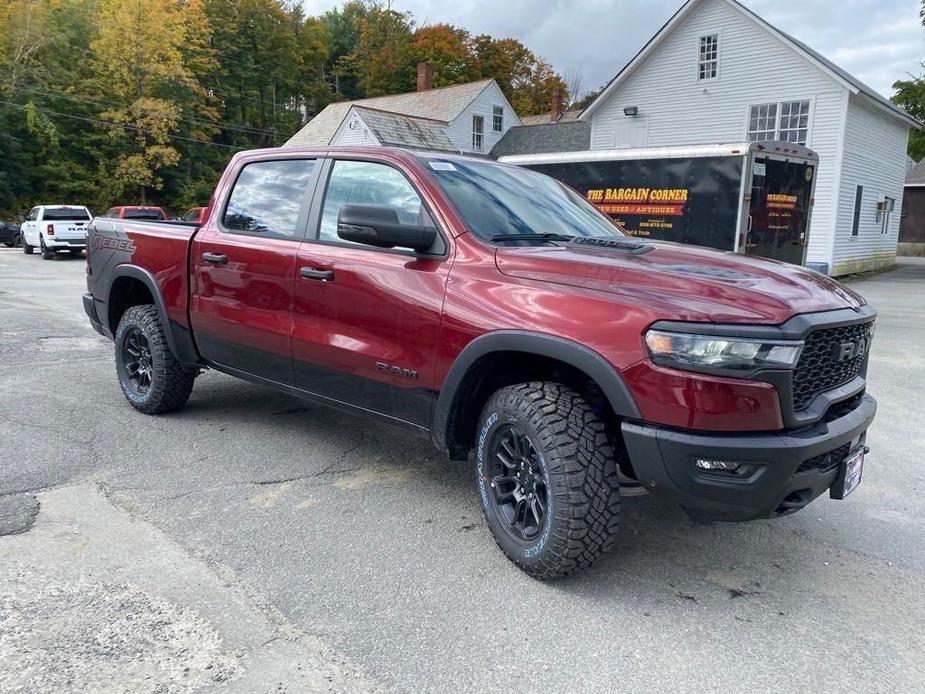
475;382;621;579
40;238;55;260
114;304;196;414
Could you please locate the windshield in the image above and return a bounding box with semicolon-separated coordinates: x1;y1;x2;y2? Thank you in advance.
44;207;90;221
420;157;624;242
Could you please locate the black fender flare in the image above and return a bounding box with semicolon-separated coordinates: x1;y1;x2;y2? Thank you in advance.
431;330;641;451
104;265;199;365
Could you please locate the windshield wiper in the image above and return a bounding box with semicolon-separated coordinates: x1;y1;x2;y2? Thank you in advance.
490;233;576;243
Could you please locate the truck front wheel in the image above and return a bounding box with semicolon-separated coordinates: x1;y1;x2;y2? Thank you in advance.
474;382;621;579
114;305;196;414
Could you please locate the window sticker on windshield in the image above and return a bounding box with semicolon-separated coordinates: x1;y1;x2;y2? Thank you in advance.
429;161;457;172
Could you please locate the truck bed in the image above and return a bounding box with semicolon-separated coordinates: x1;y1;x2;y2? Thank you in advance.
87;218;200;335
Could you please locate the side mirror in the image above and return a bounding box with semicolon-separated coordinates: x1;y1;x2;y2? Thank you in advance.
337;204;437;253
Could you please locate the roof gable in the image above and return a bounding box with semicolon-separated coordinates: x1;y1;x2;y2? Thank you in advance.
579;0;920;128
285;79;499;148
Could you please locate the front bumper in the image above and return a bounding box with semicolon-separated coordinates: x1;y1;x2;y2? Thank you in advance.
622;394;877;521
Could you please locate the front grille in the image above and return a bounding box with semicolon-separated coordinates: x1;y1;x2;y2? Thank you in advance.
792;320;874;410
796;443;850;474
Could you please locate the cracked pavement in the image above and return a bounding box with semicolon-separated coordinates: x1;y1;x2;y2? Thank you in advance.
1;248;924;693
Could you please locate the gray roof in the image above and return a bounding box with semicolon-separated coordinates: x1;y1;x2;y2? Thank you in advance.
285;79;495;147
489;120;591;159
906;160;925;185
580;0;921;128
352;106;459;152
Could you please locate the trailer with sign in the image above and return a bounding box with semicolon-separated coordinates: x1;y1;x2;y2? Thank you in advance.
501;142;819;266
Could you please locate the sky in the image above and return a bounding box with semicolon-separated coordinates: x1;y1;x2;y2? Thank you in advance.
299;0;925;100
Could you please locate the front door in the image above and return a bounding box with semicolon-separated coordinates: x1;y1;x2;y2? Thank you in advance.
190;157;320;384
291;158;451;426
747;156;815;265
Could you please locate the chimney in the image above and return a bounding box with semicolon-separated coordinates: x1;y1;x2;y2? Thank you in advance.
417;62;434;92
550;87;562;123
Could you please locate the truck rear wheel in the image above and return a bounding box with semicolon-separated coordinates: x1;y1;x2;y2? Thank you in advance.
114;305;196;414
40;238;55;260
22;238;33;254
475;382;621;579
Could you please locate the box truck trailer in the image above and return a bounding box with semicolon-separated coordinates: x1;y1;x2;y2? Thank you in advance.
500;141;819;266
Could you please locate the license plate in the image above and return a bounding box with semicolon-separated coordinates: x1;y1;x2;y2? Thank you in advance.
831;448;865;500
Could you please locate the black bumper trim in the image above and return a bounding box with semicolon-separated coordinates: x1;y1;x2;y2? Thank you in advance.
622;394;877;521
82;292;107;337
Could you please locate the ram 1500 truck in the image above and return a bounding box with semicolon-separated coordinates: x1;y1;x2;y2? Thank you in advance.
84;147;877;579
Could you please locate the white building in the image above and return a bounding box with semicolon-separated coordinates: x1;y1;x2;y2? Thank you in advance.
577;0;920;276
285;65;519;156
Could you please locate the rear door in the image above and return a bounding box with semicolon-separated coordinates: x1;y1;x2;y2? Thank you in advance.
190;157;321;385
747;155;815;265
291;157;451;426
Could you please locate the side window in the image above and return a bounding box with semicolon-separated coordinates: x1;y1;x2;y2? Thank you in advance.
223;159;316;239
318;160;433;244
26;208;38;221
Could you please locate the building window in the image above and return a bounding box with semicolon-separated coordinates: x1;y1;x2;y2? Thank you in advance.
747;103;778;141
747;100;810;144
492;106;504;132
851;186;863;237
699;34;718;80
472;115;484;151
778;101;810;144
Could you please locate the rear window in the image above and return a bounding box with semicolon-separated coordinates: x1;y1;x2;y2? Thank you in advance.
123;209;165;220
43;207;90;221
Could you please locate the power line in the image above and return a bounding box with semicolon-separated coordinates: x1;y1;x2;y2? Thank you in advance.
0;99;244;151
18;83;272;136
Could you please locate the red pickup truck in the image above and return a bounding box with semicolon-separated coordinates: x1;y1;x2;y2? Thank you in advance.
84;147;877;579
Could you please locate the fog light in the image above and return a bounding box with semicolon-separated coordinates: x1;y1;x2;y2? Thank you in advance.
695;458;741;472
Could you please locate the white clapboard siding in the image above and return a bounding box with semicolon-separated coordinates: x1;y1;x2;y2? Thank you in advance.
831;94;910;274
331;109;381;147
588;0;849;266
445;81;519;155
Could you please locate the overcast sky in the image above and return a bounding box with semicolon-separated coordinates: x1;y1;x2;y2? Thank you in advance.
299;0;925;100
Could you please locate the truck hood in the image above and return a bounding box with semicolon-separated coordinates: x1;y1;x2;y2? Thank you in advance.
494;240;866;324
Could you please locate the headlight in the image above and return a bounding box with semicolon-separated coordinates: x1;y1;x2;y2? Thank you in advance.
645;330;803;371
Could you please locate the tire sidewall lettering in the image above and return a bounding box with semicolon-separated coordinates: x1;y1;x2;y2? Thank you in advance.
476;412;499;508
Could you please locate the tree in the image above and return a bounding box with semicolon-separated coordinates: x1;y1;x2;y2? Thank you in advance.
413;24;479;86
893;74;925;161
474;36;567;115
345;3;416;97
91;0;192;202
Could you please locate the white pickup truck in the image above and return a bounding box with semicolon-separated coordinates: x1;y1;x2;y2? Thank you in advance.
21;205;93;259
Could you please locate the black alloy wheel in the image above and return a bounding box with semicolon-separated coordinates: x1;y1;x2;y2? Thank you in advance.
488;424;549;540
120;326;153;397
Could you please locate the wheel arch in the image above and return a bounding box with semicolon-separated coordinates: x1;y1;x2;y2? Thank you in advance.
104;265;199;365
432;331;641;460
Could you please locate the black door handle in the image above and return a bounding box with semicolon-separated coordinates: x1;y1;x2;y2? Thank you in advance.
300;267;334;281
201;252;228;265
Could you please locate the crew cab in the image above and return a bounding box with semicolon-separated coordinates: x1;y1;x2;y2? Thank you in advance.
21;204;92;258
84;147;877;579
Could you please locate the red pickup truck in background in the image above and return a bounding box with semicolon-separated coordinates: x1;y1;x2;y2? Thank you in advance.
84;147;876;579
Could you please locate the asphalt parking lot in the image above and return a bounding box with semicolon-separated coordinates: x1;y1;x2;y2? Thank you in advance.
1;247;923;693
